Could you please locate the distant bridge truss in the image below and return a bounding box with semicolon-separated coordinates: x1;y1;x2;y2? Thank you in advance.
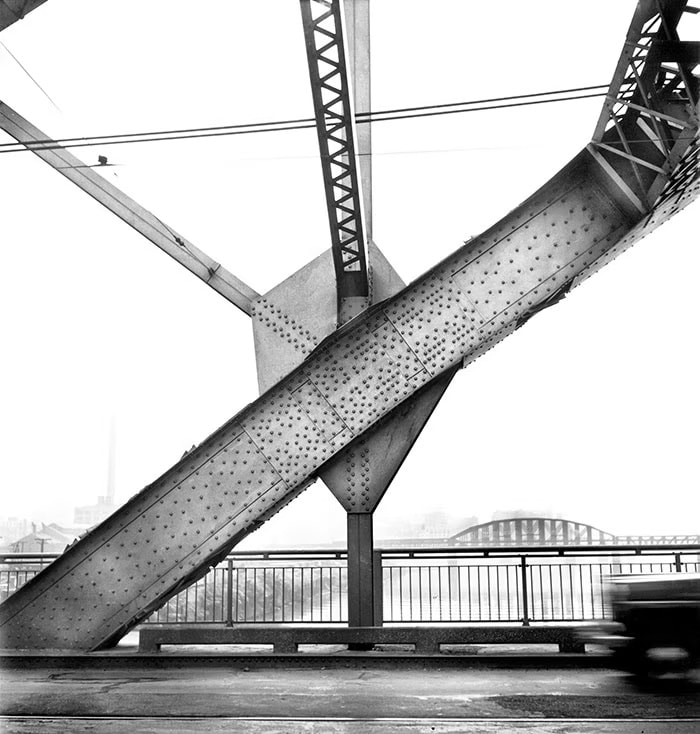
0;0;698;649
449;518;700;547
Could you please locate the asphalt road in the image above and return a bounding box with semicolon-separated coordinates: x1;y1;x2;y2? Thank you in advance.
1;662;699;733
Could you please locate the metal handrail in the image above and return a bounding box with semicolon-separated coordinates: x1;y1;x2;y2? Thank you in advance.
3;542;699;565
2;545;698;627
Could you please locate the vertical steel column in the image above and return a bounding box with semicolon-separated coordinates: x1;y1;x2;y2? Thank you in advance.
343;0;372;244
347;513;381;629
226;559;234;627
520;556;530;627
373;548;383;624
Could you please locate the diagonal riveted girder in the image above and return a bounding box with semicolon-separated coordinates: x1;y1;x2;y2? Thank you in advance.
0;103;260;315
1;0;699;650
300;0;370;323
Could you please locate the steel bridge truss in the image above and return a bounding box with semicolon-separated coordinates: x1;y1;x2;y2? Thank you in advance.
0;0;698;650
590;0;700;213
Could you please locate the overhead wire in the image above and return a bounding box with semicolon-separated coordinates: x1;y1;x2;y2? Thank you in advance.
0;84;610;155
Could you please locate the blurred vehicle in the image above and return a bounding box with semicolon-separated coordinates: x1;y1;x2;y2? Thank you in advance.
582;574;700;677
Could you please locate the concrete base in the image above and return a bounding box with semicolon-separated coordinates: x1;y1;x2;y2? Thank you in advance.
139;624;586;654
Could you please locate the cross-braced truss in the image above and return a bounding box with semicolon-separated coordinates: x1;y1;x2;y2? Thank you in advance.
590;0;700;212
300;0;370;322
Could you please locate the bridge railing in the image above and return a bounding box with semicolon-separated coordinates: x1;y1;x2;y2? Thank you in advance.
150;553;349;625
0;553;54;605
1;546;698;626
380;546;700;624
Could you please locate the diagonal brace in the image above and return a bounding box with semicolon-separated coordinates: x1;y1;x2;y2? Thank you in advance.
0;102;260;315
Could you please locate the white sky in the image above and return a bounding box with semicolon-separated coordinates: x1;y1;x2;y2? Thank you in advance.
0;0;698;545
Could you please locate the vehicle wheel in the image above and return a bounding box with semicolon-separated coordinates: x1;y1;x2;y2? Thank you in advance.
630;642;694;679
627;641;653;679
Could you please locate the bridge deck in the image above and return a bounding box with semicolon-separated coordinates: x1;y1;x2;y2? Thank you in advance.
2;656;699;733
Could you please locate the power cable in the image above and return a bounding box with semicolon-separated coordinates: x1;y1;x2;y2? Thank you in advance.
0;85;609;155
357;85;608;117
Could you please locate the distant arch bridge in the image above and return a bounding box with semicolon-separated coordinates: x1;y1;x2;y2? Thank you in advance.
449;518;700;547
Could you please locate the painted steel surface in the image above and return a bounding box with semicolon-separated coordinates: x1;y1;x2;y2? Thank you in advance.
0;0;698;649
250;236;446;513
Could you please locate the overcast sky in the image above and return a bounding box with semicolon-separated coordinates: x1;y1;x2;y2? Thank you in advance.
0;0;698;545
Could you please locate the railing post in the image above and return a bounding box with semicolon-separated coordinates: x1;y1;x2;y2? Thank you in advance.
373;549;383;626
226;559;234;627
520;555;530;626
674;552;682;572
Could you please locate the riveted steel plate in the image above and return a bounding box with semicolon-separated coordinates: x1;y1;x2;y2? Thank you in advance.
252;242;405;393
320;370;455;512
0;427;287;649
250;239;420;514
291;380;348;442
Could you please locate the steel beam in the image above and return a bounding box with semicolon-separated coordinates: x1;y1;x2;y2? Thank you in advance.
300;0;370;324
0;102;260;315
343;0;372;244
346;513;381;630
320;369;456;512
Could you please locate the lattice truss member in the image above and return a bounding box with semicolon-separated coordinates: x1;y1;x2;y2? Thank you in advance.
588;0;700;212
0;0;698;649
300;0;371;323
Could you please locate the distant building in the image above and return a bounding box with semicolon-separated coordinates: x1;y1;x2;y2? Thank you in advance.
74;495;115;526
0;516;31;546
8;523;86;554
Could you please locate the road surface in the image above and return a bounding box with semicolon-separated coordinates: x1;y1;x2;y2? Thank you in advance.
2;659;699;732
